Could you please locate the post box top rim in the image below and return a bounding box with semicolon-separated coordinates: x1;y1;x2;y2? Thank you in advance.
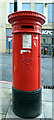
8;11;46;25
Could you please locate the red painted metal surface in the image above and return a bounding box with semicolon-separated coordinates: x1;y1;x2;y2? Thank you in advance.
8;11;45;91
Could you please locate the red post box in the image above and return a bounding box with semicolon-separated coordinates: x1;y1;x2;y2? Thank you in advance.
8;11;45;118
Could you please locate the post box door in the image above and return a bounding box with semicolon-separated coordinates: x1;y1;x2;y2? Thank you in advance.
13;33;40;91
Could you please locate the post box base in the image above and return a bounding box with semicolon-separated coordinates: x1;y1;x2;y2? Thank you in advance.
12;87;42;118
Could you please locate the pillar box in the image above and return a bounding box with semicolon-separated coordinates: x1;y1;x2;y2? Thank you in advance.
8;11;45;118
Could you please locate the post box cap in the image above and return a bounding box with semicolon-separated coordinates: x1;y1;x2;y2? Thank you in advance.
8;11;46;25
